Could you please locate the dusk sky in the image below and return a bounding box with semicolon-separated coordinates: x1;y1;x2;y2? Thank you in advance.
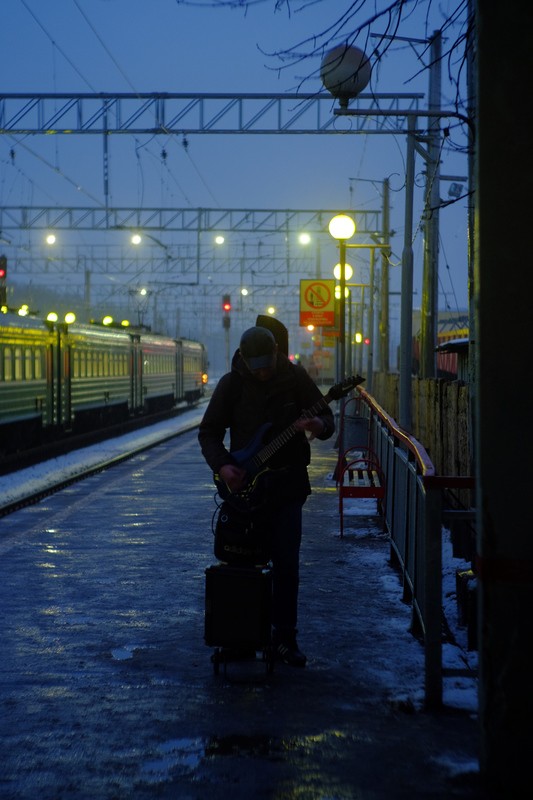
1;0;470;367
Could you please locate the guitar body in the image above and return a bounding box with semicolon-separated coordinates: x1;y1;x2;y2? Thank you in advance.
213;375;364;513
214;465;287;514
214;422;285;513
228;422;274;474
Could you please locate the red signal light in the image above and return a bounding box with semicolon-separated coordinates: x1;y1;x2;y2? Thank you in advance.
222;294;231;312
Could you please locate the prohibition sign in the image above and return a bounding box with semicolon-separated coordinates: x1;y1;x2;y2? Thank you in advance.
304;281;331;309
300;279;335;327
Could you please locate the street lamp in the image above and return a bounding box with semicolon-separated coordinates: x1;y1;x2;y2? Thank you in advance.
329;214;356;380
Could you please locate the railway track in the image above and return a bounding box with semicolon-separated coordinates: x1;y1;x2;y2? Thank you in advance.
0;401;206;518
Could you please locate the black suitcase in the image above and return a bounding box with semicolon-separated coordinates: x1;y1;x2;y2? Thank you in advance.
204;563;274;674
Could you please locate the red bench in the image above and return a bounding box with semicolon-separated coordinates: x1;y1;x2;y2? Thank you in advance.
337;447;385;537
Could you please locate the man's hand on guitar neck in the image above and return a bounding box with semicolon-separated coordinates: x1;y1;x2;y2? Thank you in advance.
219;463;247;493
293;415;327;441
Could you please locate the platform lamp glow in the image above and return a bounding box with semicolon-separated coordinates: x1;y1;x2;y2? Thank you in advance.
329;214;356;380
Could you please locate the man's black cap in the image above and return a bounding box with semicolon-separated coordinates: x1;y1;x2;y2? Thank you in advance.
239;326;277;370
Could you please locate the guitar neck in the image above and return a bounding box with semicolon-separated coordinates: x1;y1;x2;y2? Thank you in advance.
249;394;331;471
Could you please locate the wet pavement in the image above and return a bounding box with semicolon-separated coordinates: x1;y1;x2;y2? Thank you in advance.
0;430;487;799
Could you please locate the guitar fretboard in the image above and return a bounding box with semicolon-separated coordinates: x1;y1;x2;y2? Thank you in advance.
248;395;330;470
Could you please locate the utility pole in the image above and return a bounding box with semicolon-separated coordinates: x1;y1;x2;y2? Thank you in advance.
420;30;442;378
379;178;390;373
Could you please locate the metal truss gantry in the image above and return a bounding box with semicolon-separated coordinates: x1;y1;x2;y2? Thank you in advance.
0;207;381;235
0;92;423;135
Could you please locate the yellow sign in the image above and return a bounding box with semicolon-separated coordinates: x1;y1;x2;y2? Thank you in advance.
299;279;336;327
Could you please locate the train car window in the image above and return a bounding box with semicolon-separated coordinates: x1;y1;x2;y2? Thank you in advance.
98;351;104;377
24;347;33;380
14;346;23;381
87;351;93;378
3;347;13;381
34;349;43;380
73;350;79;379
103;351;109;377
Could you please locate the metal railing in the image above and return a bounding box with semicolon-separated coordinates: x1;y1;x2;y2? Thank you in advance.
351;387;475;709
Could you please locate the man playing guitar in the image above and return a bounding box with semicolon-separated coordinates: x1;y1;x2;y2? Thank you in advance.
198;324;337;667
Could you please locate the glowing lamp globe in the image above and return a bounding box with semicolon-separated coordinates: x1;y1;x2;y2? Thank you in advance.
321;45;371;107
329;214;356;240
334;262;353;281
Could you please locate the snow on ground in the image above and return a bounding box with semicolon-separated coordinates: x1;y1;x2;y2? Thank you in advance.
0;408;204;510
341;496;479;714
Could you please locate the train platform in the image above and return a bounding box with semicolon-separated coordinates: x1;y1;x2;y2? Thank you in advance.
0;420;487;800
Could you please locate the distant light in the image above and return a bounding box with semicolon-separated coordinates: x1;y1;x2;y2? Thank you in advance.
139;288;147;296
267;306;276;315
335;286;350;299
46;233;56;245
131;234;142;245
121;319;130;327
18;304;29;316
241;287;249;296
102;315;113;326
215;235;225;245
355;332;363;344
46;311;58;322
64;312;76;324
333;262;353;281
307;324;315;332
299;233;311;245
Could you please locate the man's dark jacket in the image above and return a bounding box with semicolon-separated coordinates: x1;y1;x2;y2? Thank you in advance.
198;351;335;503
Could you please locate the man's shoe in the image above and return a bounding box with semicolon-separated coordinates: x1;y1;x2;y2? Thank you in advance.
273;631;307;668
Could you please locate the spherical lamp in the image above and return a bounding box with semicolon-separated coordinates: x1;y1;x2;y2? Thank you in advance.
321;45;371;108
328;214;356;241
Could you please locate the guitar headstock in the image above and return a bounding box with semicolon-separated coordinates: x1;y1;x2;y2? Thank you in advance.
326;375;365;402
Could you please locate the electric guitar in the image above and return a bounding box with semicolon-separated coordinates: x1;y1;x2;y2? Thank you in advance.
214;375;364;513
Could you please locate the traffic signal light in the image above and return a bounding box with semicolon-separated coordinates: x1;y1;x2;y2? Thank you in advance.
222;294;231;329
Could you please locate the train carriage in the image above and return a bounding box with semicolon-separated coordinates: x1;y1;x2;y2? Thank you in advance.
0;312;208;457
178;338;207;404
0;314;55;452
136;332;180;413
59;323;135;431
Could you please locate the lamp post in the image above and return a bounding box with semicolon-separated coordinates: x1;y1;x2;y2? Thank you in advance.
342;243;390;394
329;214;356;381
